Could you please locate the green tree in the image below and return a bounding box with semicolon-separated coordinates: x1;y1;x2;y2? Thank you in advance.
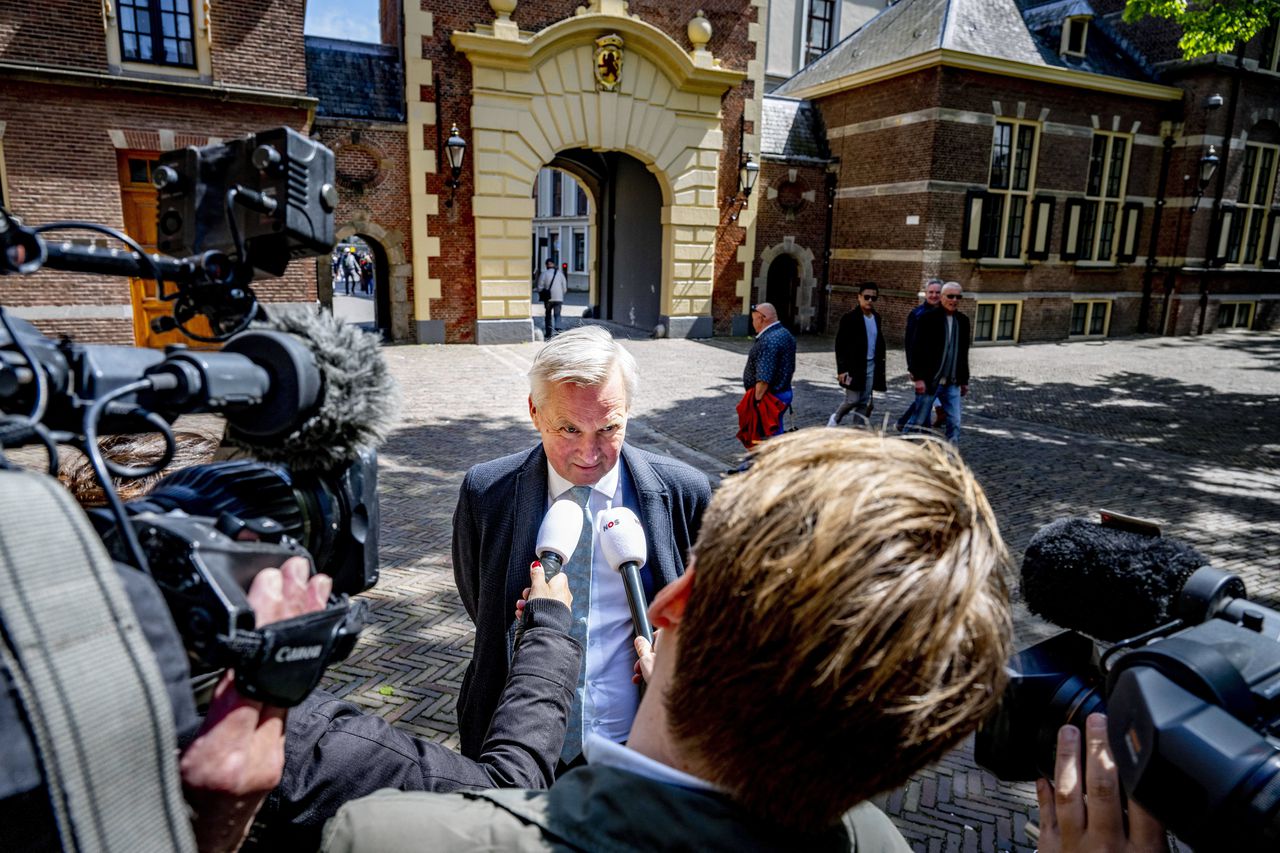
1123;0;1280;58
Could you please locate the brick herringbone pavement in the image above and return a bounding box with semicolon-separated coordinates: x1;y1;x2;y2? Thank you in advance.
321;328;1280;852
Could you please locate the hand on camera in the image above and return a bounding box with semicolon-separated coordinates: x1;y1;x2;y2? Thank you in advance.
1036;713;1168;853
180;557;330;853
514;560;573;622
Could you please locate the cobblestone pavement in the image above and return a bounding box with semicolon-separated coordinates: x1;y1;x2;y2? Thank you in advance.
322;328;1280;852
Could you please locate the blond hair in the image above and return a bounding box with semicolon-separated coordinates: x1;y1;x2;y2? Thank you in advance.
669;429;1011;828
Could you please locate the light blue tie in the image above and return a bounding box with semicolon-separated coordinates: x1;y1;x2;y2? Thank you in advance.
560;485;593;763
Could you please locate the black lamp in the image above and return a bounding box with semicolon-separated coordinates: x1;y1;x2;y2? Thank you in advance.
729;153;759;222
1190;145;1218;214
444;124;466;208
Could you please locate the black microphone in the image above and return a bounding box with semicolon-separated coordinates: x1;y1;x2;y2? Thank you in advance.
534;497;585;578
219;305;398;469
597;506;654;645
1021;517;1211;642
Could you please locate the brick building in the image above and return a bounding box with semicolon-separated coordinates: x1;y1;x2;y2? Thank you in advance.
307;35;411;341
335;0;765;344
757;0;1280;343
0;0;318;347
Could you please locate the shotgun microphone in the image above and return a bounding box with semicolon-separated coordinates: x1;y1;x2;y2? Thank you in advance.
1020;517;1211;642
534;497;585;578
597;506;654;644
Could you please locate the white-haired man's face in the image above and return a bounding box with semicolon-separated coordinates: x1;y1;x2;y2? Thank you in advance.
528;370;629;486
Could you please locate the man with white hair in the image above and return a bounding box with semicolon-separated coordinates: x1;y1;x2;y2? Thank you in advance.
452;325;712;767
906;281;970;443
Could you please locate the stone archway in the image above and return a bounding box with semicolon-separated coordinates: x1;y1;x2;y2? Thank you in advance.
452;2;745;342
337;215;412;341
755;238;818;332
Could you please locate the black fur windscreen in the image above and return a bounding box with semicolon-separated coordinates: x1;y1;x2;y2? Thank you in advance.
1021;518;1210;642
228;306;399;471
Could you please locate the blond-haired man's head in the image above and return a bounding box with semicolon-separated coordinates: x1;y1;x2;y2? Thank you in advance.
650;429;1011;829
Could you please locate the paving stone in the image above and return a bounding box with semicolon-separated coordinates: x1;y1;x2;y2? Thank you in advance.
317;328;1280;849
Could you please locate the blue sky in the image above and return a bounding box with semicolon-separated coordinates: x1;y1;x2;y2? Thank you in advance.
305;0;382;43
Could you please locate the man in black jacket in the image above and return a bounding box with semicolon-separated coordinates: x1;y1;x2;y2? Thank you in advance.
827;283;886;427
895;279;943;431
905;281;970;443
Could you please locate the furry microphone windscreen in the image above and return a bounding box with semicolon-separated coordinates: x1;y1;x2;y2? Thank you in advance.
227;306;399;471
1021;518;1210;642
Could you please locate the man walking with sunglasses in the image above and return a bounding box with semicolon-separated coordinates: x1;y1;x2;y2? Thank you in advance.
827;282;885;427
906;281;969;443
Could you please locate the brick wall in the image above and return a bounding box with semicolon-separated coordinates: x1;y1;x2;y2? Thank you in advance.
423;0;756;341
315;122;413;337
212;0;308;93
0;0;306;94
0;0;108;69
1;80;314;343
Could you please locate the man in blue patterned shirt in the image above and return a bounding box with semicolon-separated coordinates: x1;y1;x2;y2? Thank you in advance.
742;302;797;436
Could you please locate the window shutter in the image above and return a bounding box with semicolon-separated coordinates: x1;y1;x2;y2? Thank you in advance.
961;190;987;259
1027;195;1055;260
1116;201;1143;263
1264;209;1280;269
1211;204;1235;267
1061;197;1085;262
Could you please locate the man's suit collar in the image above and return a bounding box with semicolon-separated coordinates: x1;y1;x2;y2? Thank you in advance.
506;444;680;605
507;445;551;607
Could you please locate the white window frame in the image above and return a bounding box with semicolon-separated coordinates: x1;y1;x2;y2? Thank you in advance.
1078;131;1132;264
973;300;1023;345
1224;141;1278;268
571;228;586;273
1217;301;1256;330
803;0;838;65
982;119;1041;261
1262;22;1280;73
103;0;212;79
1061;16;1090;57
1069;299;1111;338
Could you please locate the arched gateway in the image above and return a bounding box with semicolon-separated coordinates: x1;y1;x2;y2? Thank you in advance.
450;0;745;342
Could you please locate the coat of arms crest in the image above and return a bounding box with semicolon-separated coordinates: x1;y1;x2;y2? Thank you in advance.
594;34;624;91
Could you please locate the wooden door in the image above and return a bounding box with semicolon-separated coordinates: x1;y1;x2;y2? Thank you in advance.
117;153;214;348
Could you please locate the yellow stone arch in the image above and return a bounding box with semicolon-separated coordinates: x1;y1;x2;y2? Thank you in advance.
452;5;745;342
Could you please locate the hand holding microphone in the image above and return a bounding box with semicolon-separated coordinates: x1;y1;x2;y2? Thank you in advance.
533;497;586;578
514;497;585;637
598;506;654;645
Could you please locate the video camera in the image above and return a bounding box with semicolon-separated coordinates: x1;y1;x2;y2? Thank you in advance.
0;127;380;708
975;516;1280;852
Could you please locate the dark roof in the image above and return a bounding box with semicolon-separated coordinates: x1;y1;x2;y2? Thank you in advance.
306;36;405;122
773;0;1157;98
760;96;831;162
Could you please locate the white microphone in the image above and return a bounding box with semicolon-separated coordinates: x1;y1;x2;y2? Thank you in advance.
597;507;654;644
535;497;586;578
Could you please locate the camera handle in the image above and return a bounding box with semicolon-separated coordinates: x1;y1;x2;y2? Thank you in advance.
218;597;368;708
0;208;263;341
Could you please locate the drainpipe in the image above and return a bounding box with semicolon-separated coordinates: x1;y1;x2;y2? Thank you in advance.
818;161;837;333
1196;45;1244;335
1139;134;1174;334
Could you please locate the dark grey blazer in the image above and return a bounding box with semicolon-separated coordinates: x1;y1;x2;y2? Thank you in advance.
452;442;712;759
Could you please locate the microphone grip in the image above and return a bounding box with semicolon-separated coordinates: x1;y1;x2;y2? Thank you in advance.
619;562;654;645
538;551;565;579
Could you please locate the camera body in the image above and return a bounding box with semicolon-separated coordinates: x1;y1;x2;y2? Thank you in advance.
977;566;1280;851
155;127;338;277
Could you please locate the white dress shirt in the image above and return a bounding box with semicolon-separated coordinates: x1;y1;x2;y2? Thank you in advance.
546;460;641;744
583;733;718;792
